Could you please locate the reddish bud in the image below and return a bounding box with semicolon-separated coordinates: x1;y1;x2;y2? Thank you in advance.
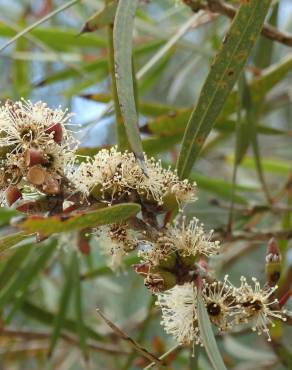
198;256;209;271
45;123;63;143
27;166;46;185
5;185;22;206
266;238;282;286
266;238;281;262
25;148;46;167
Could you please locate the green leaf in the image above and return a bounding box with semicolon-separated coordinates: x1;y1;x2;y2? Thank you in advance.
0;243;33;291
72;252;88;359
113;0;145;163
197;293;227;370
0;232;34;254
18;203;141;236
48;253;75;357
21;300;102;341
177;0;272;178
81;255;139;280
0;241;56;309
0;0;81;53
226;155;291;175
0;24;106;50
81;93;178;116
81;1;118;32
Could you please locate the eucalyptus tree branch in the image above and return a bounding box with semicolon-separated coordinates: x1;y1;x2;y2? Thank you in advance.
183;0;292;47
0;328;130;355
216;228;292;242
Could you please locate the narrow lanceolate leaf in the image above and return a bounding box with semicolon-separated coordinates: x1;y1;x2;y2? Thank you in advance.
48;253;75;357
72;252;88;359
18;203;141;236
0;244;33;290
0;0;81;52
113;0;145;164
197;293;227;370
0;231;34;254
177;0;272;179
81;1;117;33
21;301;102;342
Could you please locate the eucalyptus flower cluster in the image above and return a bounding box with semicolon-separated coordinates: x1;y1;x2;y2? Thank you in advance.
0;99;77;205
156;276;287;345
69;146;197;206
0;100;289;349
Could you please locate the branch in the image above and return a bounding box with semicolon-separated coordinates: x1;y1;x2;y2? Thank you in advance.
0;327;130;355
183;0;292;47
96;308;165;367
216;228;292;242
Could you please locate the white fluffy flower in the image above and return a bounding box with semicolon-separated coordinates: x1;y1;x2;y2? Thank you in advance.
156;283;201;345
202;275;242;330
0;99;76;152
172;216;220;258
236;277;287;341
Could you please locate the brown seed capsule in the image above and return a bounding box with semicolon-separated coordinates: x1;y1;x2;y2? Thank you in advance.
26;166;46;185
5;185;22;206
24;148;46;167
45;123;63;144
42;174;60;194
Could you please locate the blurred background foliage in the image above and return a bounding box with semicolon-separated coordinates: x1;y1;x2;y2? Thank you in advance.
0;0;291;369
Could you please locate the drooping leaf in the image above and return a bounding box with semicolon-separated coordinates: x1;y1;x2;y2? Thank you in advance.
48;253;75;356
18;203;141;236
0;243;33;291
0;231;34;254
0;241;56;309
113;0;145;164
197;293;227;370
177;0;272;178
72;252;88;359
0;0;81;53
21;301;102;341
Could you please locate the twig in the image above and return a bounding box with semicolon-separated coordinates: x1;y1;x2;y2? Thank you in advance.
0;328;130;355
96;308;165;367
183;0;292;47
122;296;155;370
142;344;180;370
216;228;292;242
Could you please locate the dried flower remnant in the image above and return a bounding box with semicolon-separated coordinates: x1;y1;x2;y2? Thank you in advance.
156;282;201;345
236;277;287;341
95;223;139;270
0;99;77;204
202;275;241;330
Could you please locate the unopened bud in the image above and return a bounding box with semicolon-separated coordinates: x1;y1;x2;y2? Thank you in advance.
45;123;63;144
5;185;22;206
265;238;282;285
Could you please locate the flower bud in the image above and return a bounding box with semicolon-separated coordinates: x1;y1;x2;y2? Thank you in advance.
265;238;282;286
